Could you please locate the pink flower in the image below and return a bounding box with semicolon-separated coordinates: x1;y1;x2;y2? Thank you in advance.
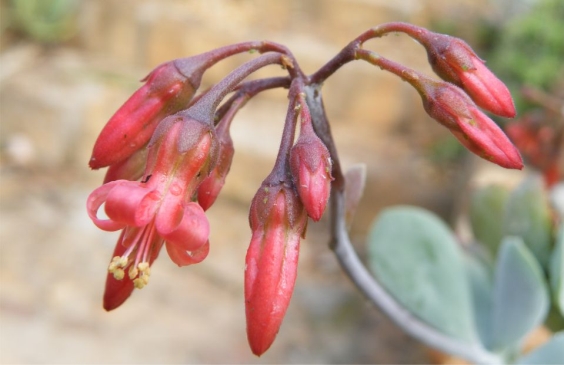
89;61;198;170
289;106;332;221
244;184;307;356
421;80;523;169
420;32;516;117
87;116;217;310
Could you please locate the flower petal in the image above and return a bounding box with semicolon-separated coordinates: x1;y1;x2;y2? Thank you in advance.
103;230;135;311
86;181;126;231
157;200;209;252
105;182;160;227
165;239;210;266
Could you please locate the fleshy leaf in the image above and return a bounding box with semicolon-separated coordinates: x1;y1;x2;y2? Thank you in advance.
516;331;564;364
344;163;367;229
503;175;553;269
470;185;510;256
367;206;478;343
551;226;564;317
490;237;549;351
463;246;494;348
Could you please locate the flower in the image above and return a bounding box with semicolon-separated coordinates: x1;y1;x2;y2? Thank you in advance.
244;183;307;356
89;61;198;170
420;80;523;169
420;31;516;117
87;115;217;310
289;104;332;221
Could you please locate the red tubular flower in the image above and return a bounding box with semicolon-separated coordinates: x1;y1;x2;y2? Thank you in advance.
289;104;332;221
87;115;217;310
245;184;307;356
89;61;199;170
419;31;516;118
421;80;523;169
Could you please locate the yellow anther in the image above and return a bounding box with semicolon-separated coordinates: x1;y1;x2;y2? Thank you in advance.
118;256;128;267
133;278;145;289
112;268;125;280
128;266;139;280
108;256;121;271
141;274;150;286
138;262;150;273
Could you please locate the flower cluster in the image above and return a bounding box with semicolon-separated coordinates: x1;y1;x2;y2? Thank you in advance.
87;24;523;356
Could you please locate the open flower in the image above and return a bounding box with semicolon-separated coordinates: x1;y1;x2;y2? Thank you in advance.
245;183;307;356
87;115;217;310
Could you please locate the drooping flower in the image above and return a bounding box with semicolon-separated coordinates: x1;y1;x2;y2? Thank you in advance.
289;102;332;221
244;183;308;356
420;80;523;169
418;31;516;118
87;115;217;310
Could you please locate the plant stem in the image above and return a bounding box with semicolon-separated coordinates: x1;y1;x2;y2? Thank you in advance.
214;76;291;124
302;84;345;189
263;79;302;184
309;41;359;85
355;48;429;94
183;53;291;124
355;21;430;44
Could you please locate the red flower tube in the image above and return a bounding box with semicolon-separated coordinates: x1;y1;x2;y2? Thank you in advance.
244;184;307;356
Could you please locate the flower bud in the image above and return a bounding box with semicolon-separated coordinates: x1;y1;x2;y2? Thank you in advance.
89;61;198;169
196;96;244;210
420;31;515;117
245;184;307;356
103;146;149;183
421;80;523;169
290;124;332;221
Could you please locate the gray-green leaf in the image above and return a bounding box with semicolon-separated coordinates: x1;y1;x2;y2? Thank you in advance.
503;175;553;268
470;185;510;256
550;226;564;317
463;246;494;348
490;237;550;351
367;206;477;343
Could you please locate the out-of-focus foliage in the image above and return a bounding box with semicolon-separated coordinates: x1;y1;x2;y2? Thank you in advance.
488;0;564;110
8;0;80;44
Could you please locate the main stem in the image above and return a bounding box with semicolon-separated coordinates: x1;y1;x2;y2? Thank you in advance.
305;44;500;364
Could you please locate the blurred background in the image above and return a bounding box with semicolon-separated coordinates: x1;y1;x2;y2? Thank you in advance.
0;0;561;363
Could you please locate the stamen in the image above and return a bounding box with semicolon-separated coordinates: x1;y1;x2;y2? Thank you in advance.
108;255;129;280
106;222;157;289
112;269;125;280
128;266;139;280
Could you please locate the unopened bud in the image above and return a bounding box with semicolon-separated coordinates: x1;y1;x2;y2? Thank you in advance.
245;184;307;356
421;80;523;169
290;125;332;221
90;61;199;169
420;31;515;117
